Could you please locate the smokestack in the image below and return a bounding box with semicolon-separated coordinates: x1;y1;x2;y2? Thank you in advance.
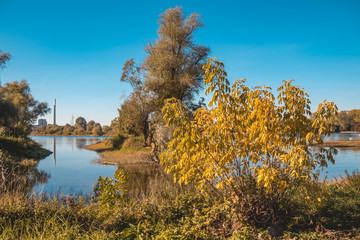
53;99;56;125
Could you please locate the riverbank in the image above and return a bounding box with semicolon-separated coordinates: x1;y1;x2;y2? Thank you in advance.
1;168;360;239
322;140;360;148
0;135;52;160
84;140;154;165
30;133;111;137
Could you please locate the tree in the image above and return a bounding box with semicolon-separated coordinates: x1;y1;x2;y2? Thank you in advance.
143;6;209;108
117;7;209;150
92;123;102;136
161;58;338;224
349;109;360;131
119;59;153;144
336;111;355;132
0;50;11;71
0;79;50;133
75;117;87;130
0;98;18;128
0;50;16;129
86;120;95;132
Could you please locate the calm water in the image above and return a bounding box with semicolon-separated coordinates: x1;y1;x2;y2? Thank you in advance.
323;132;360;141
30;134;360;196
30;136;117;196
321;133;360;179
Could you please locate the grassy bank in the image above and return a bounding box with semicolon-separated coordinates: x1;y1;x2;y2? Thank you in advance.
0;135;52;194
0;135;52;160
0;171;360;239
83;140;113;152
85;140;153;165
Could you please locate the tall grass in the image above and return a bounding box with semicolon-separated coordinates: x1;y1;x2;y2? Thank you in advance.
1;162;360;239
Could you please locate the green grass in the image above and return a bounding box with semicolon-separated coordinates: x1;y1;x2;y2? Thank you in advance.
1;172;360;239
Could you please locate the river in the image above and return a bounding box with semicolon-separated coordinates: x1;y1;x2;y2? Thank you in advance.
30;134;360;196
30;136;116;196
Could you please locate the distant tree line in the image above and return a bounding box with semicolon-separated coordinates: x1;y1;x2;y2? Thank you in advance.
333;109;360;132
32;117;117;136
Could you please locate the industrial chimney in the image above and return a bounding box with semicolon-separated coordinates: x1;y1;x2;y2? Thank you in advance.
53;99;56;125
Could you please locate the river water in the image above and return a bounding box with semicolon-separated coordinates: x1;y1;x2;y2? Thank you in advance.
30;134;360;196
30;136;116;196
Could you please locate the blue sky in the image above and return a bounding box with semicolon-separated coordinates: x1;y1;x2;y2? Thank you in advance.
0;0;359;126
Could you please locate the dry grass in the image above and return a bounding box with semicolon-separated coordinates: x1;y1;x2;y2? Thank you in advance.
97;150;153;165
85;140;154;165
83;140;113;152
322;140;360;147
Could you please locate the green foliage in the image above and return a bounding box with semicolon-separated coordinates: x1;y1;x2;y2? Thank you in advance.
0;136;51;160
143;6;209;107
122;135;145;149
117;7;210;151
118;94;150;139
0;80;50;135
108;134;126;149
334;109;360;132
75;116;87;130
94;169;127;207
316;170;360;229
161;58;338;225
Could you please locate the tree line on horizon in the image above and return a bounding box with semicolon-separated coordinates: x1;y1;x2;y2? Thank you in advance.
333;109;360;132
31;116;117;136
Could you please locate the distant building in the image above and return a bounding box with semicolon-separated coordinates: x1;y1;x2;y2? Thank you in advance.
38;119;47;126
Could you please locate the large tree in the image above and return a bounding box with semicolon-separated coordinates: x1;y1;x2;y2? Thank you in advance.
143;7;209;107
117;7;209;148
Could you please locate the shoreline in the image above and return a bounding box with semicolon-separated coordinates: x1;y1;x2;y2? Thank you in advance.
319;140;360;148
30;133;111;137
84;140;154;166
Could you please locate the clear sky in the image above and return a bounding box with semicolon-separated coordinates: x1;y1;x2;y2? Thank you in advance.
0;0;359;126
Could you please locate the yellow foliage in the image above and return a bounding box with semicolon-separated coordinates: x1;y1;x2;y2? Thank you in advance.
161;58;338;200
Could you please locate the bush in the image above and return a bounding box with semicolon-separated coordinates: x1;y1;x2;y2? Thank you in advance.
122;136;145;149
161;58;338;226
108;134;126;149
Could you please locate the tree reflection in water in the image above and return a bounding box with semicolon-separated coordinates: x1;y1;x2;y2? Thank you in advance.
0;152;49;195
116;163;187;198
75;138;89;149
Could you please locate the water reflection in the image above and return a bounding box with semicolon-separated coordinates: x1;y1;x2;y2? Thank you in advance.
324;133;360;141
117;163;180;197
53;137;56;166
30;136;116;196
0;159;49;195
75;138;89;149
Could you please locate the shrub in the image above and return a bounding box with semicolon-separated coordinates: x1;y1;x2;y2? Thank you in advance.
161;58;338;226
